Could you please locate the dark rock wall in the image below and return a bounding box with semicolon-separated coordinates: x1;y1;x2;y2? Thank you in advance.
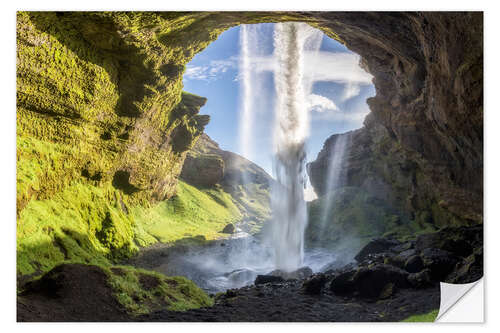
307;12;483;228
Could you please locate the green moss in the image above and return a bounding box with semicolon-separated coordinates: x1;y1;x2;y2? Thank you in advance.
17;181;137;276
401;309;439;322
17;177;246;278
105;265;213;315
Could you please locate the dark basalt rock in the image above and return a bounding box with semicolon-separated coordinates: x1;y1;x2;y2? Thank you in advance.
354;238;401;262
408;269;433;288
269;267;313;280
415;226;482;257
221;223;235;234
420;248;459;281
330;263;410;299
386;249;418;268
17;264;129;321
352;264;410;299
446;247;483;284
302;274;328;295
404;255;424;273
254;275;285;285
329;269;358;295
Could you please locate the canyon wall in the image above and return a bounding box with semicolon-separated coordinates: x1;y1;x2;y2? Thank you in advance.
308;12;483;237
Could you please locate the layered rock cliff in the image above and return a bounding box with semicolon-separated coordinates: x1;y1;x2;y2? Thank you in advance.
181;133;272;224
307;12;483;241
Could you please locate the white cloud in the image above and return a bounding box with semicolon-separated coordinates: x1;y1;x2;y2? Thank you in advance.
303;183;318;201
184;57;238;82
341;82;361;101
311;103;370;125
303;51;373;85
184;51;373;98
307;94;338;113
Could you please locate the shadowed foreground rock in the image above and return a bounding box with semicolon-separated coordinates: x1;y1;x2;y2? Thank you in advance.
17;264;129;322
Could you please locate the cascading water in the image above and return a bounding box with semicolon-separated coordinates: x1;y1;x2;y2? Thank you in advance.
238;24;255;165
271;23;323;272
318;134;350;231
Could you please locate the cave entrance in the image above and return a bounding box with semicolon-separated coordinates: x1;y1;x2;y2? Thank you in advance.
182;23;375;201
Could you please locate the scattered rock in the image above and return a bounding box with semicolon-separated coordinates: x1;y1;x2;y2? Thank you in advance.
352;264;409;299
415;226;481;258
386;249;417;268
379;282;395;299
269;267;313;280
224;289;238;298
329;268;358;295
404;255;424;273
354;238;401;262
408;269;433;288
254;275;284;285
302;274;327;295
391;241;414;253
446;247;483;283
420;248;459;280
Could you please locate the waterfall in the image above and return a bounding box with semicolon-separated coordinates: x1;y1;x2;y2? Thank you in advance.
318;134;350;232
238;24;255;169
270;23;323;272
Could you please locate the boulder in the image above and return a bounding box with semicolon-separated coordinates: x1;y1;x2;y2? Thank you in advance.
404;255;424;273
269;267;313;280
221;223;235;234
391;241;414;253
415;226;481;258
329;269;358;295
352;264;410;299
254;275;284;285
180;153;224;188
420;248;459;281
408;269;433;288
354;238;401;262
302;274;328;295
386;249;418;269
330;263;409;299
446;247;483;283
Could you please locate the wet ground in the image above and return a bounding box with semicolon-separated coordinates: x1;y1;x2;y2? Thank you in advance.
140;279;440;322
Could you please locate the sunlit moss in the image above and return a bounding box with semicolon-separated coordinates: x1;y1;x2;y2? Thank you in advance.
105;265;213;315
131;181;242;245
401;309;439;322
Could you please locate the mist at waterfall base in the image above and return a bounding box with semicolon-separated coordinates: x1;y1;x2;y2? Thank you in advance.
158;23;371;293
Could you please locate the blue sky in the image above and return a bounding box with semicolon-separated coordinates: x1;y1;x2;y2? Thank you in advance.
182;24;375;198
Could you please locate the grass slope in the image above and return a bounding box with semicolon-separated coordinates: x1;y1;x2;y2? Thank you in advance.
17;174;242;278
132;181;242;246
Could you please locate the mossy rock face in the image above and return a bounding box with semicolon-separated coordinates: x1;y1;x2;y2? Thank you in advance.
17;263;213;320
17;12;216;211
